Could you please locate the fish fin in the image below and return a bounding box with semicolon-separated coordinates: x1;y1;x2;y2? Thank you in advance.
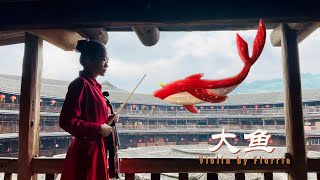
187;89;228;103
183;105;199;114
185;73;204;80
158;82;166;87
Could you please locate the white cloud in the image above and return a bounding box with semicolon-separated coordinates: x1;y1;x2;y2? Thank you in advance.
172;31;237;59
0;43;24;76
299;30;320;75
42;42;81;81
104;56;183;93
1;28;320;94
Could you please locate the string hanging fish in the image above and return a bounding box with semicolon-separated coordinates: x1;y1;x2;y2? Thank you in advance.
153;19;266;113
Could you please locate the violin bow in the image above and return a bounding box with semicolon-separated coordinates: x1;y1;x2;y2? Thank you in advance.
115;74;147;114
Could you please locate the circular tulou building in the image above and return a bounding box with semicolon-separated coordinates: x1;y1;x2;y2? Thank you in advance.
0;73;320;180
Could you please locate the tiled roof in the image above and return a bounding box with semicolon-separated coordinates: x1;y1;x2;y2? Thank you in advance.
1;73;320;106
0;74;127;99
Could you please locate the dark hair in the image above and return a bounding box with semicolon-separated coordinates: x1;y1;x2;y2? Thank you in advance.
102;91;109;97
76;40;107;66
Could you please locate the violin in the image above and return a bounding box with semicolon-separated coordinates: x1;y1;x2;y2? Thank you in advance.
103;91;121;179
103;74;146;178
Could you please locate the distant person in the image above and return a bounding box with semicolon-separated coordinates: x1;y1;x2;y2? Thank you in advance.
59;40;118;180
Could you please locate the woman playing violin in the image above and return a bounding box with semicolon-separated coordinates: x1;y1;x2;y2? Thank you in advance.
59;40;118;180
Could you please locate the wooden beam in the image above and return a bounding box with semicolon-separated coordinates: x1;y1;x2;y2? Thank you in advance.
32;158;64;173
0;0;40;2
28;29;84;51
31;157;291;174
120;158;290;173
0;31;24;46
17;32;43;180
27;158;320;175
306;158;320;172
77;28;108;45
271;23;320;46
280;23;307;180
0;1;319;30
132;26;160;46
0;158;18;173
105;23;276;32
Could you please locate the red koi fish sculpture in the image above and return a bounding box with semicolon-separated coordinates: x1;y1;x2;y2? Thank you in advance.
153;20;266;113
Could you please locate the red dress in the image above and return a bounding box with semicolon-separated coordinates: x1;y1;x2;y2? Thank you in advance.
59;71;110;180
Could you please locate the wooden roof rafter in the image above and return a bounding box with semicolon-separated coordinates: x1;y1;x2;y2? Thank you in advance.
76;28;109;45
271;22;320;47
1;1;320;31
0;28;109;51
29;29;85;51
1;2;320;49
0;31;25;46
0;26;161;49
0;1;319;48
132;26;159;46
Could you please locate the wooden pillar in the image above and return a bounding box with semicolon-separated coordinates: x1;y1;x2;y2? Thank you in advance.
207;173;218;180
179;173;188;180
17;33;43;180
264;172;273;180
280;23;307;180
235;173;245;180
45;174;55;180
151;173;160;180
125;173;134;180
4;173;12;180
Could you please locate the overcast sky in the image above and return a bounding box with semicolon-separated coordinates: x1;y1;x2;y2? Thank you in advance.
1;29;320;94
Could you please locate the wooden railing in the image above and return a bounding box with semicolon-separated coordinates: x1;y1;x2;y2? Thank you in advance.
0;156;319;180
3;102;320;118
0;103;62;113
118;124;286;130
0;124;298;134
2;124;319;134
119;108;320;118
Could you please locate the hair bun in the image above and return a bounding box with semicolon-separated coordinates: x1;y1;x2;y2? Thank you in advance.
76;40;89;53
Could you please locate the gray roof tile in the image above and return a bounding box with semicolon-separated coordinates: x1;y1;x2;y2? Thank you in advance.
1;74;320;106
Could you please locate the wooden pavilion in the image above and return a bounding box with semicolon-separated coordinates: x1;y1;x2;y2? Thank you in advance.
0;1;319;180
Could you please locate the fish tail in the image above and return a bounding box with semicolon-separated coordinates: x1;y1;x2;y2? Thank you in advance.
236;19;266;66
